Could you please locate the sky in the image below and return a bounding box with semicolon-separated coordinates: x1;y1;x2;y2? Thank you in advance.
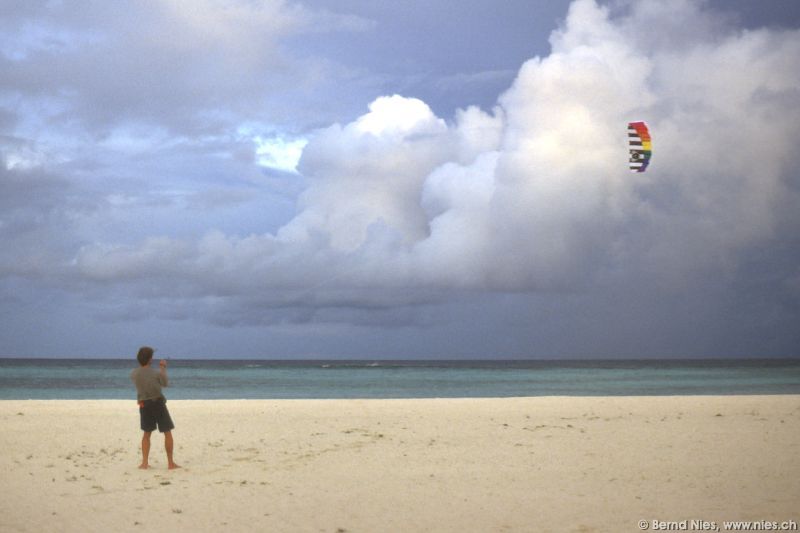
1;0;799;359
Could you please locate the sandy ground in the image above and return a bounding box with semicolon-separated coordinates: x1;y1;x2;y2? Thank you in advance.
0;396;798;532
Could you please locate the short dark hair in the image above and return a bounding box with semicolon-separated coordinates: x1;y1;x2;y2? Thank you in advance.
136;346;155;366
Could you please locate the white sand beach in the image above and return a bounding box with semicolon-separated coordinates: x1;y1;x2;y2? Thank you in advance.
1;396;798;532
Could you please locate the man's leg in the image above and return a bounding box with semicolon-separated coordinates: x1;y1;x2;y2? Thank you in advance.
164;431;180;469
139;431;152;469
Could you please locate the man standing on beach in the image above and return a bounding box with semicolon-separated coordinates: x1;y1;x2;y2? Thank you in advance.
130;346;180;470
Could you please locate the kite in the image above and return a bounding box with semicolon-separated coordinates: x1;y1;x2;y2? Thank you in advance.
628;121;651;172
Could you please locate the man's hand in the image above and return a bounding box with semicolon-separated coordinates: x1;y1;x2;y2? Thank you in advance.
159;359;167;370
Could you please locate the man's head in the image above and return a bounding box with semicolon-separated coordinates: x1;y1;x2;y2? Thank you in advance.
137;346;155;366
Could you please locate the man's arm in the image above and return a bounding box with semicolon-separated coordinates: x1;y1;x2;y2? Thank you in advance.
159;359;169;387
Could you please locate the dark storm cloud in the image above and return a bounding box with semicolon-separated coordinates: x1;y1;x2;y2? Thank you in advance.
0;136;101;278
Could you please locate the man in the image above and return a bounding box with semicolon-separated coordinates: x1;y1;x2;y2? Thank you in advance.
130;346;180;470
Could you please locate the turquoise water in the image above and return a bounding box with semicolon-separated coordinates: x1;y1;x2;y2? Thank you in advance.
1;358;799;399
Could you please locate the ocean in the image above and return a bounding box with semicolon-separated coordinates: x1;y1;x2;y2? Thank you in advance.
1;358;799;400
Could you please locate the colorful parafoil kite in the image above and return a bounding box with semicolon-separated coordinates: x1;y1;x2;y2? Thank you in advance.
628;121;651;172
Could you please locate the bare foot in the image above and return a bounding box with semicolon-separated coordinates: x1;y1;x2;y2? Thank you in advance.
168;463;181;470
138;463;150;470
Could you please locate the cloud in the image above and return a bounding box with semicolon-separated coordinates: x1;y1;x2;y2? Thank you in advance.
0;0;371;136
7;0;800;342
0;0;374;281
0;134;101;278
251;133;308;174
